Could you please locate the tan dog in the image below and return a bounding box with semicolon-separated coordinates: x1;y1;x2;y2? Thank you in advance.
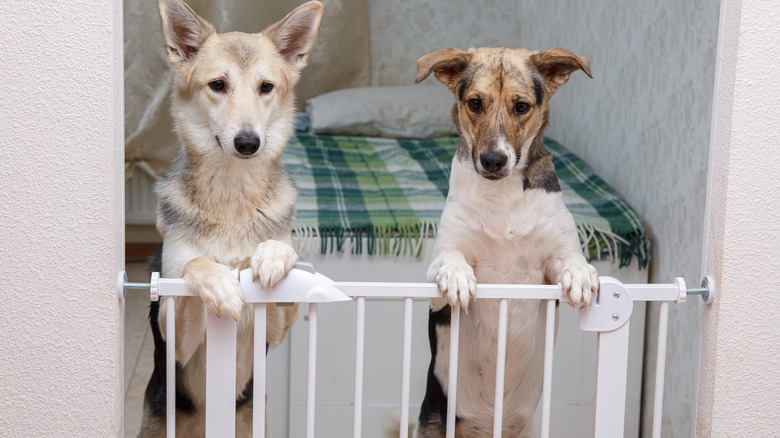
416;47;598;437
139;1;322;436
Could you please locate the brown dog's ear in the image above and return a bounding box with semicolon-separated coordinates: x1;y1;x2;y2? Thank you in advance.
531;48;592;95
264;1;323;68
416;47;471;91
158;0;215;66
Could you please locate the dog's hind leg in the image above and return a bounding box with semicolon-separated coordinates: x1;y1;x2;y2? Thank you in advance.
235;396;255;438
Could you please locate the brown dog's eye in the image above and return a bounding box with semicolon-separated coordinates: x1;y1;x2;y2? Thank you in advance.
209;80;225;92
260;82;274;94
515;102;530;115
467;98;482;113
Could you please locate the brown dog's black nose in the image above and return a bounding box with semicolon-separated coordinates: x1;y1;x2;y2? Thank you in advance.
480;151;507;172
234;131;261;155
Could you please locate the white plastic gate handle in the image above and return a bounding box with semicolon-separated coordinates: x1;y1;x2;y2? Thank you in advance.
239;267;351;303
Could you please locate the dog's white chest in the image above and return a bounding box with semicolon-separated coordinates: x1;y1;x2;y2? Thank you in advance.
457;190;556;285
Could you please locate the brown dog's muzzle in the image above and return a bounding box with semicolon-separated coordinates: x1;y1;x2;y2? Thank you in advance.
479;150;508;173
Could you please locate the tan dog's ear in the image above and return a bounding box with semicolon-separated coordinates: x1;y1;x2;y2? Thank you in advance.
158;0;215;66
531;48;592;95
416;47;471;91
264;1;323;69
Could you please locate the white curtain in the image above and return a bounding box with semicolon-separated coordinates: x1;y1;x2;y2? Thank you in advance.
124;0;370;178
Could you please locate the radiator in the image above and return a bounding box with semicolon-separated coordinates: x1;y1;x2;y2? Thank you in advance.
117;266;714;438
125;172;157;225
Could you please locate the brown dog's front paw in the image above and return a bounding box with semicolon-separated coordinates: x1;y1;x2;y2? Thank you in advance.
561;262;599;309
183;258;244;321
435;262;477;313
251;240;299;289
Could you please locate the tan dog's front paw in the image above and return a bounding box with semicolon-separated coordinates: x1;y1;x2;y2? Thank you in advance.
435;262;477;313
251;240;299;289
561;262;599;309
182;258;244;321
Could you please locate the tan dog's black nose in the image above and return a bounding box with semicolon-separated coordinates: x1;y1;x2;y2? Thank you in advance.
234;131;261;155
480;151;507;172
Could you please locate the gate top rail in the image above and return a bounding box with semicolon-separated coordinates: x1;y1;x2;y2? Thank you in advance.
117;262;716;306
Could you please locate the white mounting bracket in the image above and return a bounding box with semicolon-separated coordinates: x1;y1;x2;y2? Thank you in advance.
687;275;716;304
675;277;687;306
579;277;633;332
149;272;160;302
116;271;128;300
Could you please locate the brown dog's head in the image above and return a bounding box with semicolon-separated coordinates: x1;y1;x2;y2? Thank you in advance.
416;47;591;181
158;0;322;161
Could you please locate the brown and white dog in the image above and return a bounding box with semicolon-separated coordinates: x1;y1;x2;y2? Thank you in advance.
415;47;599;437
139;1;322;436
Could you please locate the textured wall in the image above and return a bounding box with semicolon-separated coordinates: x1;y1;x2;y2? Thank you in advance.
516;1;719;436
698;0;780;435
0;1;125;435
367;0;520;86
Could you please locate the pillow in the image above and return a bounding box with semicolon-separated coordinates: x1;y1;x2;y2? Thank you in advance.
305;86;458;138
294;112;311;132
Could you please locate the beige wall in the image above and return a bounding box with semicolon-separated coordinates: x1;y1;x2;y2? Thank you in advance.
698;0;780;434
0;0;125;435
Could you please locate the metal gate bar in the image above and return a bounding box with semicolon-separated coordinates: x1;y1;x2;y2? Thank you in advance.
353;297;366;438
400;297;414;438
493;298;509;437
540;299;557;438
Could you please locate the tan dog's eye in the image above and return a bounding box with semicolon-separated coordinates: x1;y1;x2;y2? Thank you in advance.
260;82;274;94
514;102;530;115
467;98;482;113
209;80;225;92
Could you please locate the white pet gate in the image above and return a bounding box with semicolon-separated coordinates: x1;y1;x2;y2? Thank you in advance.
118;264;715;438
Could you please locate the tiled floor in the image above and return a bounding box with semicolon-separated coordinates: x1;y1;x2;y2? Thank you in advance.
124;261;154;437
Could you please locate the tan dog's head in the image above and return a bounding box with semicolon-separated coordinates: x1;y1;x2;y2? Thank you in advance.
416;47;591;180
158;0;322;161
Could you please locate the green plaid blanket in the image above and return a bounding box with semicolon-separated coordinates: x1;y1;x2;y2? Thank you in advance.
282;134;649;269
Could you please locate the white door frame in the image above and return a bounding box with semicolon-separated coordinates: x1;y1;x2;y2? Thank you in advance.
697;0;780;435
